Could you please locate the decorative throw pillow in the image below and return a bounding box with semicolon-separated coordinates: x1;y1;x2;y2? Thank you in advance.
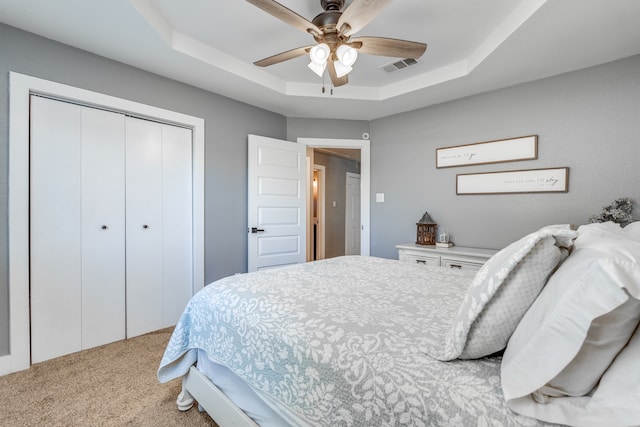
501;237;640;426
425;224;577;361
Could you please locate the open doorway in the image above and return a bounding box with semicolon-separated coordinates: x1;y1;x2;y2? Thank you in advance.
299;138;370;261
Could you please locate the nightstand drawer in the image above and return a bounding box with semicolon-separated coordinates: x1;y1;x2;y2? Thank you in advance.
403;254;439;267
441;257;484;272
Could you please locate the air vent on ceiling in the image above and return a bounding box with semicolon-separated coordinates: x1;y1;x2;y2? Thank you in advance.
381;58;419;73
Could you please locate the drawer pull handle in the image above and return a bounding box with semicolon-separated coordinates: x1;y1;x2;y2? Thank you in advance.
416;260;427;265
449;264;462;269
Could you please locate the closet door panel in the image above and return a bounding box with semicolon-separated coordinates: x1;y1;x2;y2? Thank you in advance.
81;107;126;349
30;96;83;363
125;117;164;337
161;125;193;326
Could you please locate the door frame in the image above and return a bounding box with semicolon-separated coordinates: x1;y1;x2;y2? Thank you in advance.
298;138;370;256
313;164;326;260
4;72;205;374
345;172;361;255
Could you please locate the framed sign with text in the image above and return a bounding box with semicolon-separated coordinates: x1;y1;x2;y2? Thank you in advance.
456;167;569;195
436;135;538;168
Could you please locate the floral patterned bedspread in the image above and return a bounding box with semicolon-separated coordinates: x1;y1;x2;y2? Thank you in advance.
158;256;548;426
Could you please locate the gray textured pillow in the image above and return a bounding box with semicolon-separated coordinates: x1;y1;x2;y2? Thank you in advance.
426;225;577;361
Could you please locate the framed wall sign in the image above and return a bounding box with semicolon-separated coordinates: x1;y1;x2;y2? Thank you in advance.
436;135;538;168
456;167;569;195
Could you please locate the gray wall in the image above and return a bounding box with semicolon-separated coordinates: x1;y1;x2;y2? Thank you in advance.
313;152;361;258
0;23;286;356
286;117;369;142
370;54;640;259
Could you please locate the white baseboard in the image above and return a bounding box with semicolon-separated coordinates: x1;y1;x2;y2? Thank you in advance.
0;353;30;377
0;354;13;376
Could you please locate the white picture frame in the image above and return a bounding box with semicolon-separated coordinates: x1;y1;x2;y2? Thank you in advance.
436;135;538;168
456;167;569;195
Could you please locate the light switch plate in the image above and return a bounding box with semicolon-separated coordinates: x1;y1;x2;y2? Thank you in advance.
376;193;384;203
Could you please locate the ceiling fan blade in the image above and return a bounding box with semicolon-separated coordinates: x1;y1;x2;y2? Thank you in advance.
246;0;322;36
337;0;392;36
254;45;313;67
328;60;349;87
351;36;427;59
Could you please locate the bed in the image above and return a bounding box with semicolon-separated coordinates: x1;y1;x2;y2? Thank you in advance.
158;223;640;427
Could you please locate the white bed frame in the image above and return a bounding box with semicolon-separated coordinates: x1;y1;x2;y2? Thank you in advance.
177;366;259;427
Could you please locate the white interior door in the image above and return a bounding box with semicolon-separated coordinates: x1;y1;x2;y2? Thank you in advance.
345;172;361;255
248;134;307;272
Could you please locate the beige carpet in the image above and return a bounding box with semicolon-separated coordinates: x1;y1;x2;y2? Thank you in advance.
0;328;218;426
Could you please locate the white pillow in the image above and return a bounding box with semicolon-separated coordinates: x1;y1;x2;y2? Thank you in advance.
625;221;640;241
507;324;640;427
538;294;640;397
577;221;626;239
501;236;640;426
425;224;577;361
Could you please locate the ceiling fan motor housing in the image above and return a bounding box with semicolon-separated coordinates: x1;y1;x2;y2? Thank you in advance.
312;11;341;30
312;0;349;50
321;0;344;11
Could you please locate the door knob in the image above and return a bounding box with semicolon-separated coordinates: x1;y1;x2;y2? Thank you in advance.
250;227;265;234
101;225;108;230
143;224;149;229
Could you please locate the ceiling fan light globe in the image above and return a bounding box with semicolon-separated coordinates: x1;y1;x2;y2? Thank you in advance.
334;61;352;78
308;60;327;77
309;43;330;64
336;45;358;67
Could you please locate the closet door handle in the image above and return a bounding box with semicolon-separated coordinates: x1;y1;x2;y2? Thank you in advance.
101;225;108;230
142;224;149;229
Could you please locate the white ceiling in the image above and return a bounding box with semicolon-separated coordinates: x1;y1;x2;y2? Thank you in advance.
1;0;639;120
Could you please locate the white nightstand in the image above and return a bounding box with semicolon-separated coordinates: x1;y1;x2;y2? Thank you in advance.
396;243;498;272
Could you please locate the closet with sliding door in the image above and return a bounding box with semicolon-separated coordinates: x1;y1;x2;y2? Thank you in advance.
29;95;193;363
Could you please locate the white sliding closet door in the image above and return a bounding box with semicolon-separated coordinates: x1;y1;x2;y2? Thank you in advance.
125;117;193;337
30;96;126;363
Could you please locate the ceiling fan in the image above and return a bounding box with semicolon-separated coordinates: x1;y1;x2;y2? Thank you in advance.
247;0;428;87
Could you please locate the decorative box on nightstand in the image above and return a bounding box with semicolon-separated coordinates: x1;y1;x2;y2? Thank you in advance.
396;243;498;272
